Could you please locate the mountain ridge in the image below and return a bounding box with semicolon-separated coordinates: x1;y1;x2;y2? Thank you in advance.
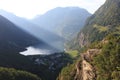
0;15;40;52
32;7;91;41
58;0;120;80
75;0;120;48
0;10;64;51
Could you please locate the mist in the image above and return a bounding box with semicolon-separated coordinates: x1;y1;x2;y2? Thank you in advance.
0;7;91;55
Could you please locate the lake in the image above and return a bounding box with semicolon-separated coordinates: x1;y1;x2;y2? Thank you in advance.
20;44;63;56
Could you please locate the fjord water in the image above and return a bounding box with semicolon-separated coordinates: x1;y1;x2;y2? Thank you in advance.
20;44;63;56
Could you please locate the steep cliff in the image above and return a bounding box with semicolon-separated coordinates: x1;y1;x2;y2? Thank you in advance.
58;33;120;80
58;0;120;80
74;49;100;80
57;48;101;80
76;0;120;48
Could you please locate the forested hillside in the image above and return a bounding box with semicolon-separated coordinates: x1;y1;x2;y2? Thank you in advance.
76;0;120;48
0;67;41;80
0;0;120;80
58;0;120;80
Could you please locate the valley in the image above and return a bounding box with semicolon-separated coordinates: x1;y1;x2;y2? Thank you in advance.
0;0;120;80
0;6;90;80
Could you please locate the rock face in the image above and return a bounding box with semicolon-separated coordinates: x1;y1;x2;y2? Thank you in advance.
82;60;95;80
78;33;89;48
57;49;101;80
74;49;100;80
74;61;82;80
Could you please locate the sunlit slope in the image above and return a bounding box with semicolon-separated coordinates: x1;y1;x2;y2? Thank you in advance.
0;10;64;50
0;15;41;52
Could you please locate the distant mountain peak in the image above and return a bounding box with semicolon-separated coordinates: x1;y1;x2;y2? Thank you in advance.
32;7;91;41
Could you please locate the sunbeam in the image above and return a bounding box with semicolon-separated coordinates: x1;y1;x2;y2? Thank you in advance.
0;10;65;52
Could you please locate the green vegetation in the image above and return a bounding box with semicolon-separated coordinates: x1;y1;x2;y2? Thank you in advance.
89;41;103;49
65;37;81;51
93;24;109;32
57;63;76;80
57;58;83;80
28;52;73;80
59;0;120;80
1;0;120;80
66;50;79;58
74;0;120;48
0;67;41;80
59;34;120;80
93;34;120;80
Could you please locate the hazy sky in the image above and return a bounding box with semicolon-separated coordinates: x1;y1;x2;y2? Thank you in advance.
0;0;106;19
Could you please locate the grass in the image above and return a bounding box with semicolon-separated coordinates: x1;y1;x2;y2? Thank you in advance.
93;24;109;32
66;50;79;58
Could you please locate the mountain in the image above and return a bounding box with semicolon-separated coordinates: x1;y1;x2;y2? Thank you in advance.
32;7;91;41
58;0;120;80
58;34;120;80
0;10;64;51
0;7;91;51
0;15;41;52
0;14;72;80
0;15;55;80
0;15;45;79
0;15;45;69
76;0;120;48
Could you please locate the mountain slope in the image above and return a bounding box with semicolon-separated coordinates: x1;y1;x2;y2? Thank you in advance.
58;35;120;80
0;15;43;70
0;15;72;80
76;0;120;48
32;7;91;41
0;15;47;80
0;10;63;50
58;0;120;80
0;15;41;52
0;10;62;42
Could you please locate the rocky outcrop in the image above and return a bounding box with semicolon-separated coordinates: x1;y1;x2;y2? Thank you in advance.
82;49;100;62
74;61;82;80
82;60;95;80
78;33;89;48
74;49;101;80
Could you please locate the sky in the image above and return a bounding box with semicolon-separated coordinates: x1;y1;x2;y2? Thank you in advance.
0;0;106;19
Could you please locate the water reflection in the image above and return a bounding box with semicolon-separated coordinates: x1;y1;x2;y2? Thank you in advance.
20;47;54;55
